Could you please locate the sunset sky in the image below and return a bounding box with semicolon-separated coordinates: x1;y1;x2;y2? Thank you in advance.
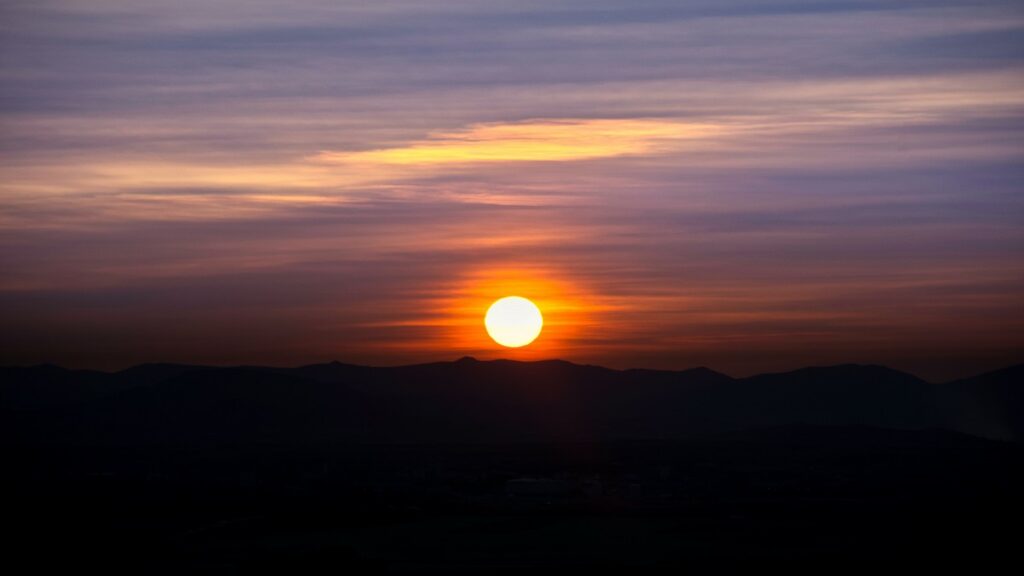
1;0;1022;379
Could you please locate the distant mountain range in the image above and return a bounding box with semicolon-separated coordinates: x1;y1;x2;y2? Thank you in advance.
3;358;1022;445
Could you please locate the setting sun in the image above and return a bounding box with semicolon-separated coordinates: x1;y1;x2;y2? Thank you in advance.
484;296;543;348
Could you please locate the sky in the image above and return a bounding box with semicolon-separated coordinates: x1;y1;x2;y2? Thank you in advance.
1;0;1022;380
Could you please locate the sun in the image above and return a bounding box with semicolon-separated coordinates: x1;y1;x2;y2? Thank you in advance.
484;296;543;348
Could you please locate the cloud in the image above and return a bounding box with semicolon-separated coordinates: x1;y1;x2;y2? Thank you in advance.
311;119;720;166
2;0;1023;379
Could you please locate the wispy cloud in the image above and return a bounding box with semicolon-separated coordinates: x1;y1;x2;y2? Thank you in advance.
312;119;720;165
1;0;1022;379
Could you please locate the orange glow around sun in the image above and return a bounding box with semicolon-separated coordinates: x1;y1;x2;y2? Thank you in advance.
352;264;624;363
437;266;601;359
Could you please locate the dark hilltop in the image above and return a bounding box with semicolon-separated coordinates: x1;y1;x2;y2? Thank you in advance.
5;359;1022;572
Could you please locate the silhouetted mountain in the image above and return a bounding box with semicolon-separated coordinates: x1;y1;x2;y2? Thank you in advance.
698;364;939;431
3;359;1020;445
113;362;208;387
6;360;1022;572
938;364;1024;440
0;362;210;410
1;364;113;409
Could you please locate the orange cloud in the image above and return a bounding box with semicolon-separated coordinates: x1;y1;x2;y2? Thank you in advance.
311;119;720;165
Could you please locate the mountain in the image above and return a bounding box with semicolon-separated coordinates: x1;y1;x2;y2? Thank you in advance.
937;364;1024;440
2;359;1021;446
5;360;1022;572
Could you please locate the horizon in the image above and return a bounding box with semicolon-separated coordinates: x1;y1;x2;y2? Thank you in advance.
10;354;1021;384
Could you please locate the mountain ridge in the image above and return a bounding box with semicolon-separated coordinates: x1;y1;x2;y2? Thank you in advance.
7;357;1019;384
3;358;1020;444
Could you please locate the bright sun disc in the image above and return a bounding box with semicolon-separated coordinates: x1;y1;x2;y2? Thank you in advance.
485;296;543;348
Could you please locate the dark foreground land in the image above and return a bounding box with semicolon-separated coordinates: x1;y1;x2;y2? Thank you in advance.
5;359;1023;572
